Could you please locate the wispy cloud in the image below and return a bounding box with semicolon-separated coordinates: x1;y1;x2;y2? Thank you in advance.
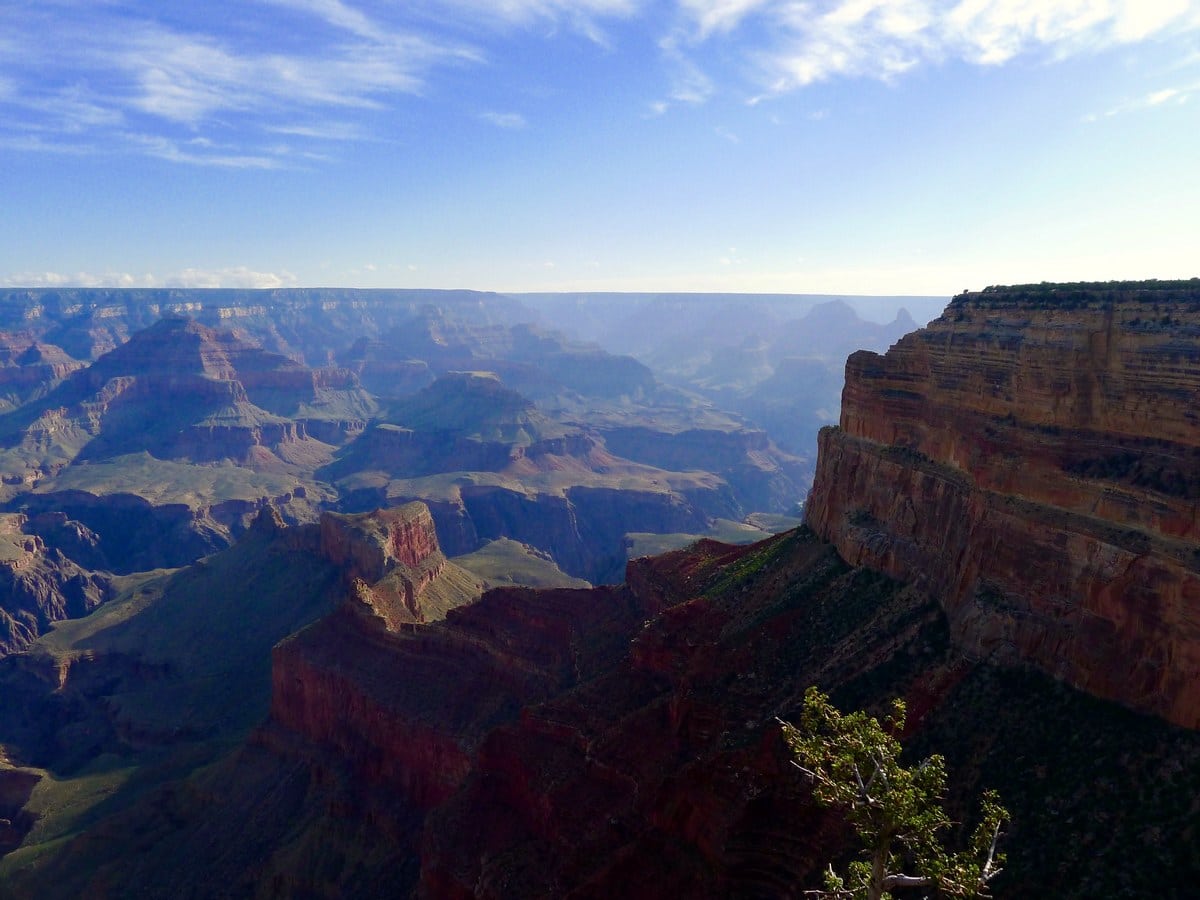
678;0;774;38
0;1;480;166
262;0;388;41
671;0;1200;99
433;0;641;43
666;52;715;103
166;267;299;288
113;23;457;126
2;267;298;289
0;134;99;155
480;110;528;128
125;133;285;169
3;0;1198;165
1084;78;1200;119
652;30;716;112
266;121;368;141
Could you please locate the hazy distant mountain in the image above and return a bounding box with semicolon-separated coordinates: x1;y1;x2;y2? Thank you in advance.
518;293;929;454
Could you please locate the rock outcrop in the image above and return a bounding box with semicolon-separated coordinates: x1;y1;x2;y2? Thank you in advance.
0;337;84;411
316;503;480;628
807;280;1200;728
0;513;111;655
269;578;640;814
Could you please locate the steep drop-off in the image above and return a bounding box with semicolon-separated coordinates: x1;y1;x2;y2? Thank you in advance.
0;514;110;656
17;525;1200;899
317;503;481;628
807;280;1200;727
0;502;478;878
6;282;1200;898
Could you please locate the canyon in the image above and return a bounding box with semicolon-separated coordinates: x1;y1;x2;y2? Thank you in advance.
0;281;1197;897
0;289;868;646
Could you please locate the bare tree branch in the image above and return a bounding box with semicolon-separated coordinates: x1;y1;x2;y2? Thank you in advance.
882;873;935;890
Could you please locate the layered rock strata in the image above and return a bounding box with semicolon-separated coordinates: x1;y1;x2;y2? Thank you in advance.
9;518;1200;897
807;281;1200;728
0;513;111;655
316;504;480;628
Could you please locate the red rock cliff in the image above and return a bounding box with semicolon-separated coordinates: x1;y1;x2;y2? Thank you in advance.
316;503;480;628
270;578;644;813
806;281;1200;728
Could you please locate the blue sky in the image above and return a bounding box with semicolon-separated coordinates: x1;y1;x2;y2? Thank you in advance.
2;0;1198;294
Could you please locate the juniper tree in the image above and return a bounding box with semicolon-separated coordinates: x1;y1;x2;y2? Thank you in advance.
780;687;1006;900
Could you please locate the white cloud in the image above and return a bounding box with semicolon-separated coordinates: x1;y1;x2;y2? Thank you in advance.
0;4;480;165
165;267;299;289
1147;86;1181;104
672;0;1200;97
0;134;98;155
1112;0;1193;41
679;0;774;37
6;271;139;289
1084;78;1199;118
2;268;298;289
262;0;388;41
420;0;642;47
114;25;457;126
267;121;368;141
125;133;284;169
434;0;640;27
655;29;716;108
668;54;715;103
4;0;1197;165
480;110;528;128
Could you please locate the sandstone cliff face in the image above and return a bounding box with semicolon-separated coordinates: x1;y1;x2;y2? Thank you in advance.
269;578;639;815
320;503;442;576
315;503;479;628
0;514;111;656
807;282;1200;728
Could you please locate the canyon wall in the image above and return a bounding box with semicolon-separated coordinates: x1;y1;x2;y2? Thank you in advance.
0;513;111;655
807;281;1200;728
314;503;481;628
269;578;645;815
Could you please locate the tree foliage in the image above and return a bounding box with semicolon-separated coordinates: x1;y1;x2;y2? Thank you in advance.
780;687;1006;900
